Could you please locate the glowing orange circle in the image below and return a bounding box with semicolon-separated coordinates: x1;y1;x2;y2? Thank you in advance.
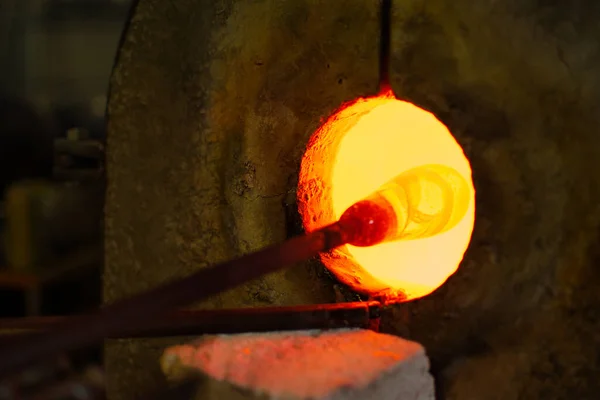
298;93;475;302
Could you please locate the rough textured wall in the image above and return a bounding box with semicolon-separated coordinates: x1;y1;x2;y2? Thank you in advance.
106;0;600;399
104;0;379;398
384;1;600;399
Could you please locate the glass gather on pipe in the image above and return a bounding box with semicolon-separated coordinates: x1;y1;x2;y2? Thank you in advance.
337;164;471;247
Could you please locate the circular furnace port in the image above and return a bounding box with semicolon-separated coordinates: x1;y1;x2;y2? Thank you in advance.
298;92;476;302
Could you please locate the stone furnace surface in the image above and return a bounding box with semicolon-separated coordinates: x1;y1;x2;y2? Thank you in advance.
106;0;600;398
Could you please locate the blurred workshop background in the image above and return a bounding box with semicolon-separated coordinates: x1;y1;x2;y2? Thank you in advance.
0;0;132;397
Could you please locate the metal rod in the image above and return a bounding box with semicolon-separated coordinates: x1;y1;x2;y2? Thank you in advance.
379;0;392;92
0;302;380;338
0;223;347;377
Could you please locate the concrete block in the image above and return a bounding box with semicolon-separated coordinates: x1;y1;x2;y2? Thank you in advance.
160;329;434;400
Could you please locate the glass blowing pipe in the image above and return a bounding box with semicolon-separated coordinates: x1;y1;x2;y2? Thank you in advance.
0;164;470;377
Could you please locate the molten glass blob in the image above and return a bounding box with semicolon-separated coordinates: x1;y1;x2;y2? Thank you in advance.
298;93;475;301
338;164;471;248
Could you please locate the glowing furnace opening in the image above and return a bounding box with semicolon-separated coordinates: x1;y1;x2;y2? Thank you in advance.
298;93;475;301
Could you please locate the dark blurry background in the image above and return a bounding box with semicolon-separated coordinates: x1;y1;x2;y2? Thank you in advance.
0;0;132;397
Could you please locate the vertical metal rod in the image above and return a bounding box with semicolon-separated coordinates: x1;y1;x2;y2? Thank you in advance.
379;0;393;93
0;223;347;377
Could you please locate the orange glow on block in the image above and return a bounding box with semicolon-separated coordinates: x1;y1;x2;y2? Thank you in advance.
298;93;476;301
